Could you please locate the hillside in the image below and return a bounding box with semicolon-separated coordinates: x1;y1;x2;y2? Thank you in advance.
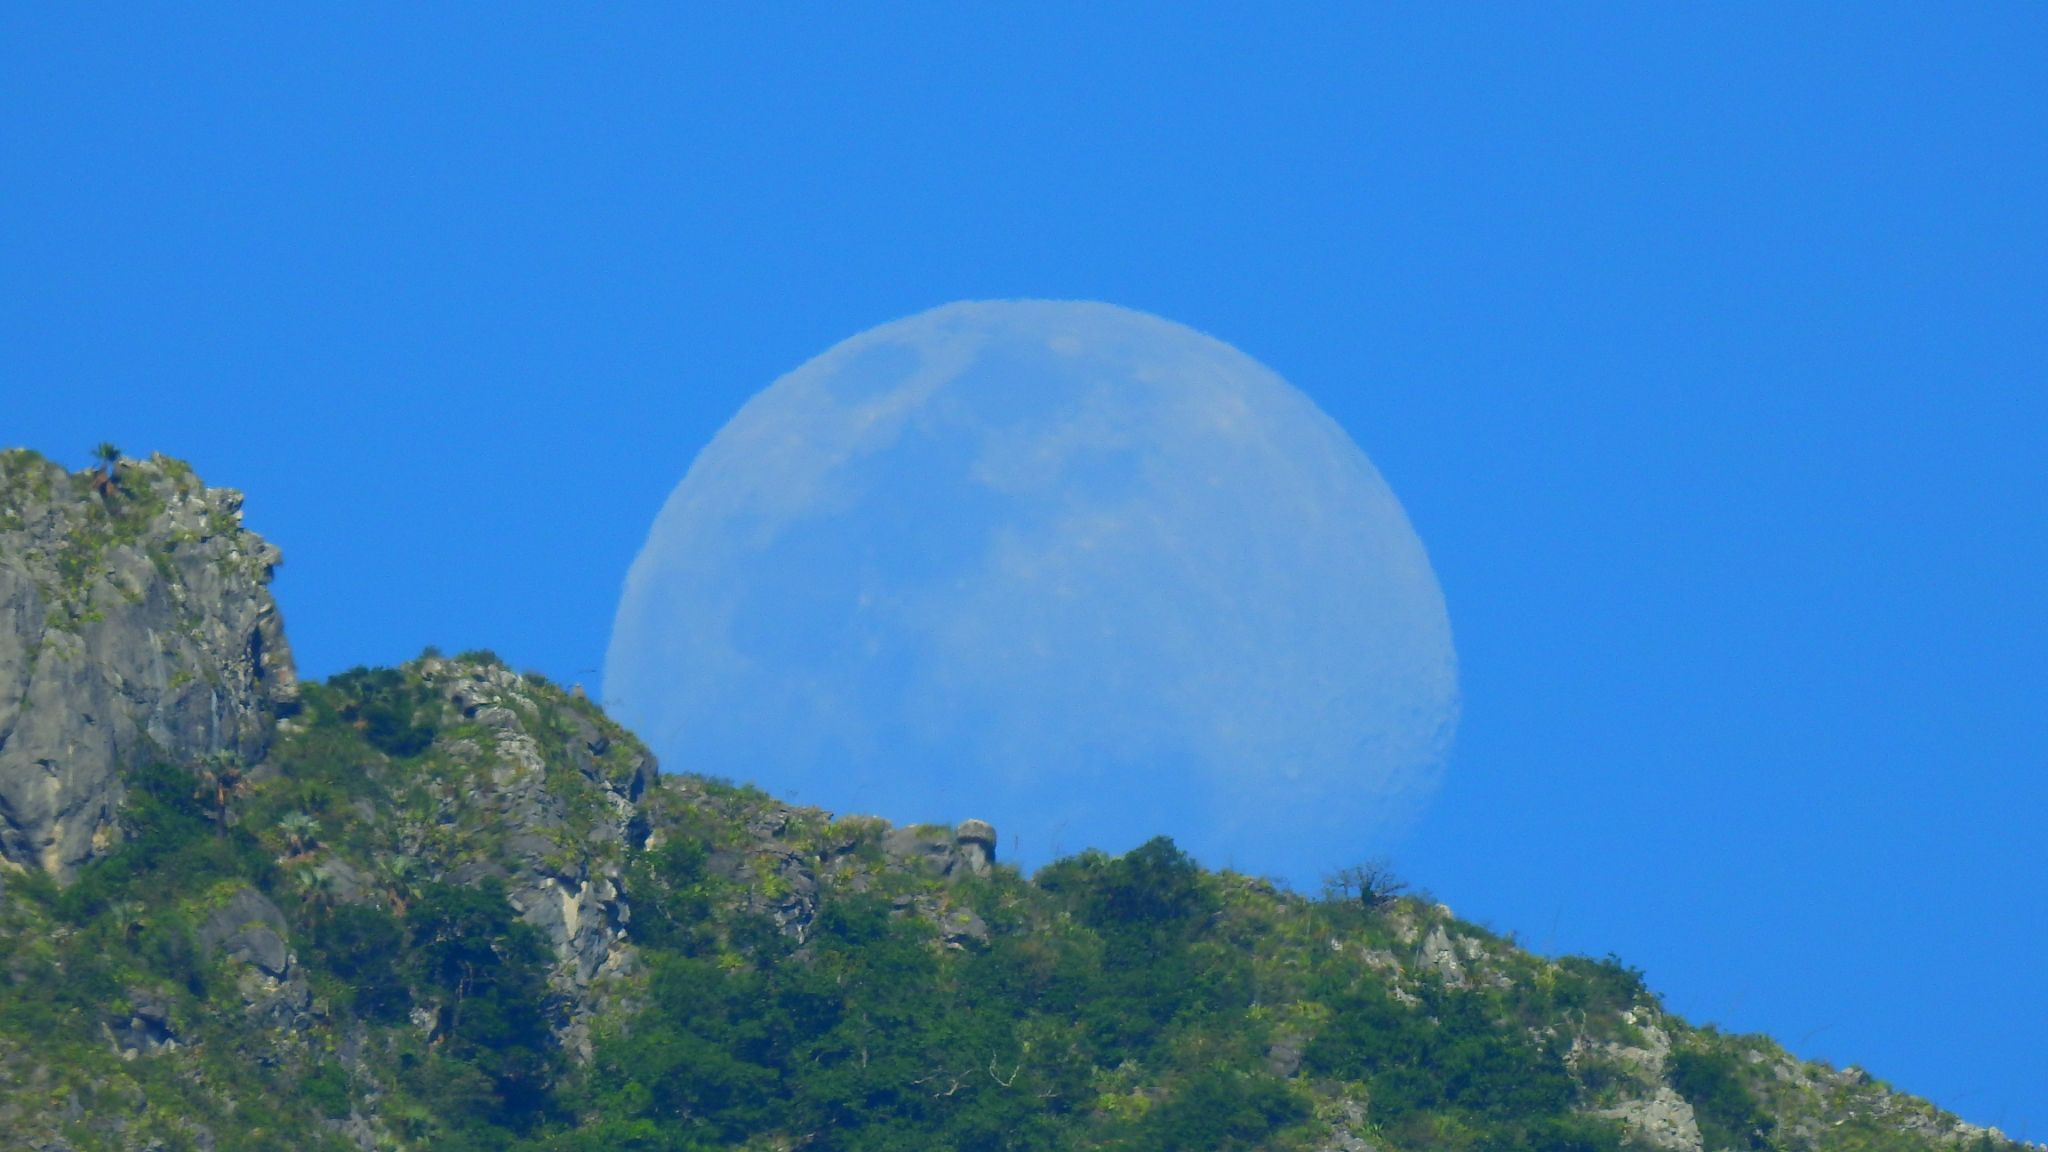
0;449;2029;1152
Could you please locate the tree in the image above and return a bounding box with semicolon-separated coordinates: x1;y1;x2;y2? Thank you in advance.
1322;857;1409;910
1089;836;1211;926
295;863;339;921
277;811;319;857
90;442;123;495
193;751;245;834
403;880;556;1129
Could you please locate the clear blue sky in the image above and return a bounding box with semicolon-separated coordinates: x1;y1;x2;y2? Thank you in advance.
4;5;2042;1135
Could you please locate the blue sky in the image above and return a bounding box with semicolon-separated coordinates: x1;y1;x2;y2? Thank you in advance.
4;5;2043;1135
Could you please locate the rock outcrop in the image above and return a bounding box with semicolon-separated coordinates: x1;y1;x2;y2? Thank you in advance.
0;451;296;880
332;655;655;1057
198;886;312;1031
198;886;294;978
1416;923;1468;986
1601;1086;1703;1152
105;989;182;1058
1573;1008;1707;1152
880;819;1000;879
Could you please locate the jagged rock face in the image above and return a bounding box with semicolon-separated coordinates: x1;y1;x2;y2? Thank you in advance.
1601;1086;1702;1152
404;657;654;1054
0;451;297;880
1576;1008;1706;1152
1416;924;1467;986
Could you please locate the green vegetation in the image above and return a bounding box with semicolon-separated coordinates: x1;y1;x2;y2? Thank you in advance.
401;879;560;1143
90;441;122;493
1;447;177;622
1669;1041;1775;1150
0;654;2023;1151
325;665;441;757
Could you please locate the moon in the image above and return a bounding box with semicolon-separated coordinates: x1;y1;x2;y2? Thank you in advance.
606;300;1456;883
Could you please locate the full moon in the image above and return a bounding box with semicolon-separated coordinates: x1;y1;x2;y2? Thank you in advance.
606;300;1456;883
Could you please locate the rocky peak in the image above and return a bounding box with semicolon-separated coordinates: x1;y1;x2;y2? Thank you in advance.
269;652;660;1058
0;450;296;880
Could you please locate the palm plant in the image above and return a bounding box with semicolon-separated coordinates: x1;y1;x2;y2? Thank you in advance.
377;853;417;917
294;864;338;921
193;751;244;833
277;811;319;857
90;442;122;495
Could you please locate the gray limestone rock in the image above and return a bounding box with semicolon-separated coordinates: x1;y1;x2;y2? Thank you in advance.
954;819;997;875
749;848;822;941
1417;924;1467;986
884;824;955;871
326;1109;384;1152
1574;1008;1705;1152
883;820;997;879
198;886;311;1028
198;887;290;963
1599;1086;1703;1152
0;451;297;881
1318;1100;1378;1152
106;989;180;1057
1266;1030;1306;1078
313;857;372;905
937;904;990;950
406;658;654;1057
226;922;291;978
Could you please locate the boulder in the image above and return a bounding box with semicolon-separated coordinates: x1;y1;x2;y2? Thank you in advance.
954;819;997;874
199;887;293;979
937;905;990;950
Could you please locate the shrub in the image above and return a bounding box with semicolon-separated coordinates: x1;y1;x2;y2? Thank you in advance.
1139;1068;1307;1151
310;903;409;1020
326;667;439;757
1669;1044;1775;1150
1550;954;1651;1017
404;880;557;1131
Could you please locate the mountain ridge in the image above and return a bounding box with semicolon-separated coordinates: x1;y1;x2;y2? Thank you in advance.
0;448;2029;1152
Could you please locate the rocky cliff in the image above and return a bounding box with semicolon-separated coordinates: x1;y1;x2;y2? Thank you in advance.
0;450;295;880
